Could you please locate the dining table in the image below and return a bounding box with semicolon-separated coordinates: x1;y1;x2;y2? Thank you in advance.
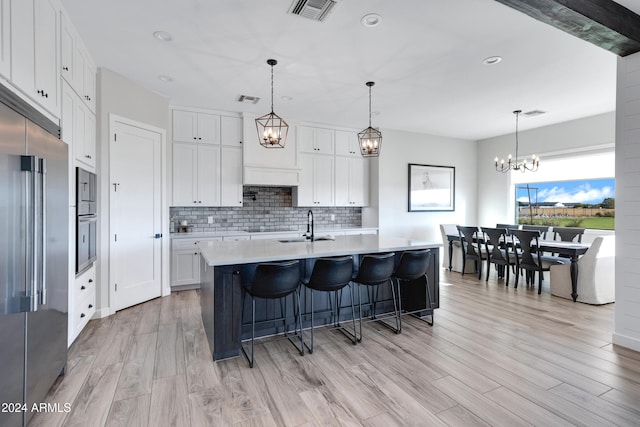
446;233;589;302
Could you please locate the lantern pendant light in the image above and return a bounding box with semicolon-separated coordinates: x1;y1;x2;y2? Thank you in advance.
255;59;289;148
358;81;382;157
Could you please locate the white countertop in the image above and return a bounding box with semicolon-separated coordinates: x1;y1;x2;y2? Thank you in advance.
198;234;440;266
170;227;378;239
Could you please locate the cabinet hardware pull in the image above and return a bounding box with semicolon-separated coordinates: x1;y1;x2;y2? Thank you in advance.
81;285;86;290
88;304;93;309
80;313;85;318
63;66;69;71
88;279;93;283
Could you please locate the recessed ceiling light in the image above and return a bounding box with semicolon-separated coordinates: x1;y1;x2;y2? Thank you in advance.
361;13;381;27
158;75;173;82
281;95;293;101
482;56;503;65
153;31;173;42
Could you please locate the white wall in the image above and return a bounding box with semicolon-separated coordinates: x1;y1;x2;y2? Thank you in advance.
614;52;640;352
373;128;477;242
96;68;170;316
476;112;616;227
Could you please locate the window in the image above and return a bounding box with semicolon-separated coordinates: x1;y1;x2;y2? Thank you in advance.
516;178;615;230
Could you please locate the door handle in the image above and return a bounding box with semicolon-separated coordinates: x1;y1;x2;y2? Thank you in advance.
39;158;47;306
154;233;163;239
21;156;38;311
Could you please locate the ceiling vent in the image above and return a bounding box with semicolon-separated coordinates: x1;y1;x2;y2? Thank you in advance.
237;95;260;104
288;0;338;22
523;109;546;117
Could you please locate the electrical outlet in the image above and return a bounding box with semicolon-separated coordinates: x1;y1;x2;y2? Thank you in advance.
207;216;214;224
330;214;335;221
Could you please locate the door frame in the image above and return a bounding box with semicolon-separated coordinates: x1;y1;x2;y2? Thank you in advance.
107;114;169;315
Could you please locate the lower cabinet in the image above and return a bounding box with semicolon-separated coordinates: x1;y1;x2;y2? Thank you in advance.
69;264;96;346
171;237;222;287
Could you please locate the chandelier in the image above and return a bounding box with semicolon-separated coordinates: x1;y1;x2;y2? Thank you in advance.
255;59;289;148
495;110;539;173
358;81;382;157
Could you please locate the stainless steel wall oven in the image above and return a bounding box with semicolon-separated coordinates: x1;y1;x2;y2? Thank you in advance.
76;167;97;274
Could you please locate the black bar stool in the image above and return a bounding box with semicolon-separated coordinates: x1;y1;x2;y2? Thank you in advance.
392;249;434;327
301;256;356;353
240;260;303;368
352;252;399;341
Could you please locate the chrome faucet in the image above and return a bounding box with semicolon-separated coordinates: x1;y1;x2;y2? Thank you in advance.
306;209;314;241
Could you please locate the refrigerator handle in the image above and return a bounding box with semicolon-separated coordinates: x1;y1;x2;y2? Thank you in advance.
39;158;47;306
21;155;38;311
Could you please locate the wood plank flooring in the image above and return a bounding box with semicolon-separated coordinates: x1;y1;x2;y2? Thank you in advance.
28;270;640;426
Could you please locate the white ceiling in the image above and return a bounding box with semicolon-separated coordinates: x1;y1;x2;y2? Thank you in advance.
60;0;640;140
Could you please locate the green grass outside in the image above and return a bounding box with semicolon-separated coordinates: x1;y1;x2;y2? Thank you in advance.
518;217;615;230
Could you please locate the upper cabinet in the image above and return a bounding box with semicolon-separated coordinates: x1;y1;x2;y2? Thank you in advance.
0;0;10;80
335;130;361;157
298;125;334;154
221;115;242;146
60;9;96;113
11;0;61;117
173;110;220;144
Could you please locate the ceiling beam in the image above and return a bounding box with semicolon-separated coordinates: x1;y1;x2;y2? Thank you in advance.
494;0;640;56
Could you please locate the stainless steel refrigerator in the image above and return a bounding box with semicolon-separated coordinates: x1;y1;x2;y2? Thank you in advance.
0;88;68;427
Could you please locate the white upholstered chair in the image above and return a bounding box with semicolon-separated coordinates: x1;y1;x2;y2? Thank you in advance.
439;224;475;273
549;235;615;304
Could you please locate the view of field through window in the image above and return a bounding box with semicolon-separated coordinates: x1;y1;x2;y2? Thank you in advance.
515;178;615;230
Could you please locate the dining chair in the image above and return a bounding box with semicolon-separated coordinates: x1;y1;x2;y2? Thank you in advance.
456;225;486;280
481;227;515;286
496;224;520;235
510;229;569;294
521;224;551;239
552;226;586;243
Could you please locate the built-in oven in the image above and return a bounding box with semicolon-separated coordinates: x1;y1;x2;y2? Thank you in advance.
76;167;97;274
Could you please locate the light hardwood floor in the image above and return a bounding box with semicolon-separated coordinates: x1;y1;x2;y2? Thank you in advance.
29;269;640;426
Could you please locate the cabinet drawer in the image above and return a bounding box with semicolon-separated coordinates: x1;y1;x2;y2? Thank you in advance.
74;265;96;299
173;238;203;250
74;285;96;337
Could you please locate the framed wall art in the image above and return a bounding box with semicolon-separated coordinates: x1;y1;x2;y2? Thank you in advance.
408;163;455;212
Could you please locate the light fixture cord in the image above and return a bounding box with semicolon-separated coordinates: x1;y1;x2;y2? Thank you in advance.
270;64;274;113
368;85;372;127
514;110;520;162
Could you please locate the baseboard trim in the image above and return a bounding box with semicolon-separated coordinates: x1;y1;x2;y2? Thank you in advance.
93;307;113;319
612;332;640;352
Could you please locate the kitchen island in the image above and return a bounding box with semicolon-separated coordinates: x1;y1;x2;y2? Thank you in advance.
198;234;440;360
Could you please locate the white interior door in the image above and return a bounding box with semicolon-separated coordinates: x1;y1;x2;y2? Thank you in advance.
110;119;162;311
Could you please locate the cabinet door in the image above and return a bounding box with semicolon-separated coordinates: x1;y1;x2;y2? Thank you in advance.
197;113;220;144
221;146;243;207
83;110;96;167
349;157;369;206
197;145;221;205
334;156;350;206
81;52;96;112
173;110;198;142
221;116;242;146
298;125;315;153
34;0;60;115
10;0;36;97
314;128;334;154
60;12;75;84
296;154;315;206
335;130;359;157
314;155;334;206
172;143;198;206
0;0;8;80
61;82;75;145
171;251;200;286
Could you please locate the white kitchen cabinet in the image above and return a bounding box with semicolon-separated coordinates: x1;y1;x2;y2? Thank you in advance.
335;129;361;157
295;153;334;206
73;99;96;169
61;81;74;145
172;143;221;206
221;115;243;146
60;11;75;85
69;264;96;345
11;0;61;117
173;110;220;144
299;125;334;154
0;0;10;80
221;146;243;206
335;156;369;206
75;46;96;112
171;237;222;287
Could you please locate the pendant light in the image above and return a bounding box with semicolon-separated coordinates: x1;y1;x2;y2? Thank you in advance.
255;59;289;148
495;110;540;173
358;81;382;157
